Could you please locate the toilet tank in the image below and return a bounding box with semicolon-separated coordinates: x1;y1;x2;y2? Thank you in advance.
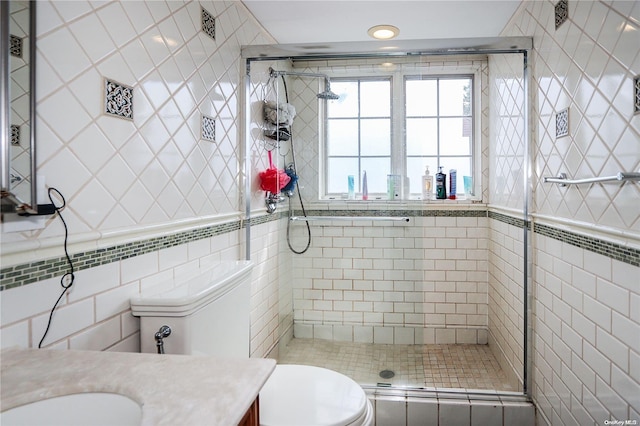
130;260;253;358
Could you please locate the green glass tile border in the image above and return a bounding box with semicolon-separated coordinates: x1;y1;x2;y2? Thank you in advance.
488;211;531;229
534;223;640;267
0;220;242;291
2;209;637;291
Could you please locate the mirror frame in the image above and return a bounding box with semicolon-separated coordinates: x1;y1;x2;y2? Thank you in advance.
1;0;37;215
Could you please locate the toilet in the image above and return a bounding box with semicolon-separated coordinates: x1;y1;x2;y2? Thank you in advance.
130;261;373;426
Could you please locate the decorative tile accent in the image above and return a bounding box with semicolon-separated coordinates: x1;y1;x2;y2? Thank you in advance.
554;0;568;29
201;7;215;40
488;210;529;229
3;209;637;291
634;75;640;114
555;107;569;138
202;114;216;142
9;35;22;58
534;223;640;267
0;220;242;291
10;124;20;145
104;79;133;120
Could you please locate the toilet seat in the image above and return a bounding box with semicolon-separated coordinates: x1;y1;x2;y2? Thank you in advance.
260;365;373;426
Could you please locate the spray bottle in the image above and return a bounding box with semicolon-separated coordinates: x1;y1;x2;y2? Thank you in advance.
435;166;447;199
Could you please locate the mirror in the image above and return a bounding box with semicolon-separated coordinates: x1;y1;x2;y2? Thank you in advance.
1;0;36;215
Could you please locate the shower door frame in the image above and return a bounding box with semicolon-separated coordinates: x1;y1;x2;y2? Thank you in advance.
241;36;534;398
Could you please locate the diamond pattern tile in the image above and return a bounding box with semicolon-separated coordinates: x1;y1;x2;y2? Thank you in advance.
4;1;267;244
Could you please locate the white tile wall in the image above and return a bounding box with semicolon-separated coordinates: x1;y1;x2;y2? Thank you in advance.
500;1;640;425
487;215;526;391
291;216;489;344
0;1;286;359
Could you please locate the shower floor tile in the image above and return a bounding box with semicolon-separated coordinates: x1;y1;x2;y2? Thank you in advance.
278;338;516;391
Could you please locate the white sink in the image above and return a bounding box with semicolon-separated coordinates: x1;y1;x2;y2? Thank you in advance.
1;392;142;426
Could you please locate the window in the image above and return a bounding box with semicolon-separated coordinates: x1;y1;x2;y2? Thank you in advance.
405;76;473;198
323;73;475;200
325;78;391;195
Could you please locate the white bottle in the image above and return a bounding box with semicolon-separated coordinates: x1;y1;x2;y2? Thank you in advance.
421;166;433;200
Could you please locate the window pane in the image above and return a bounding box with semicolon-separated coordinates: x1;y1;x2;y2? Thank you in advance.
327;158;359;193
439;78;472;116
327;119;358;156
437;157;472;195
361;158;391;194
439;118;471;155
406;118;437;156
406;79;437;116
360;81;390;117
328;81;359;117
361;119;390;155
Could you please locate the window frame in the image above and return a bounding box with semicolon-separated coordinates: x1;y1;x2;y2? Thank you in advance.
320;65;483;201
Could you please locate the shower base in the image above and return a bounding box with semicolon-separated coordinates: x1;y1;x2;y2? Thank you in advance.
278;338;516;391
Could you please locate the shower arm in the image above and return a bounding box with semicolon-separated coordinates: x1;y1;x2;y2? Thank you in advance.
269;68;333;92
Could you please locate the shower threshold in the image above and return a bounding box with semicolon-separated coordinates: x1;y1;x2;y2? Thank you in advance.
278;338;516;392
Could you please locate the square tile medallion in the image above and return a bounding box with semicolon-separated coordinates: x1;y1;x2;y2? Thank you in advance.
10;35;22;58
555;0;568;29
556;107;569;138
10;124;20;145
202;114;216;142
202;7;215;40
104;79;133;120
634;75;640;114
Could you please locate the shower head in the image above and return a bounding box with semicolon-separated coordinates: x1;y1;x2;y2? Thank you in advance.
317;80;340;100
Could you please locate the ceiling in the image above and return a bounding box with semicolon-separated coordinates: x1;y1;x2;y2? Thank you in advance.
241;0;523;44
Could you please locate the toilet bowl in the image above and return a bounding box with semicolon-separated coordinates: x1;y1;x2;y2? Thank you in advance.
260;365;373;426
130;261;372;426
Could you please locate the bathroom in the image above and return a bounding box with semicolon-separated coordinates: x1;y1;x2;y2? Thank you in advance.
1;1;638;425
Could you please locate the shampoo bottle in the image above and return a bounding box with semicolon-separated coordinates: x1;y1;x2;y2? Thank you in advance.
435;166;447;199
449;169;457;200
421;166;433;200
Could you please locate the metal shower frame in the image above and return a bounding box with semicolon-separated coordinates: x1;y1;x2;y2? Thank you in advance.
240;36;534;398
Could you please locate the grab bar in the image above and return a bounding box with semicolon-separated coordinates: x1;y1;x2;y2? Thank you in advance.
290;216;410;222
543;172;640;187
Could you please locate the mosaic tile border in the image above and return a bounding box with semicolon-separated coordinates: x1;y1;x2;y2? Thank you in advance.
534;223;640;267
488;210;530;229
2;209;637;291
0;221;241;291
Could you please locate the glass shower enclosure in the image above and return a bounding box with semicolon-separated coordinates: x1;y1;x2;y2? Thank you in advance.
241;37;533;398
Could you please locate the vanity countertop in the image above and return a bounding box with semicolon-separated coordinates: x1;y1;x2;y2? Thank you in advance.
1;347;276;425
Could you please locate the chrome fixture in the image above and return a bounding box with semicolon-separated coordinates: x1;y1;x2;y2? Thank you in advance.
543;171;640;187
265;191;284;214
269;67;340;100
290;215;410;222
154;325;171;354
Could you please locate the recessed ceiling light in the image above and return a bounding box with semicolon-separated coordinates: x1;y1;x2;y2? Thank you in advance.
367;25;400;40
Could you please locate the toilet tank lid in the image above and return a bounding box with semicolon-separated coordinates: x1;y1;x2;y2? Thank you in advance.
130;260;253;317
